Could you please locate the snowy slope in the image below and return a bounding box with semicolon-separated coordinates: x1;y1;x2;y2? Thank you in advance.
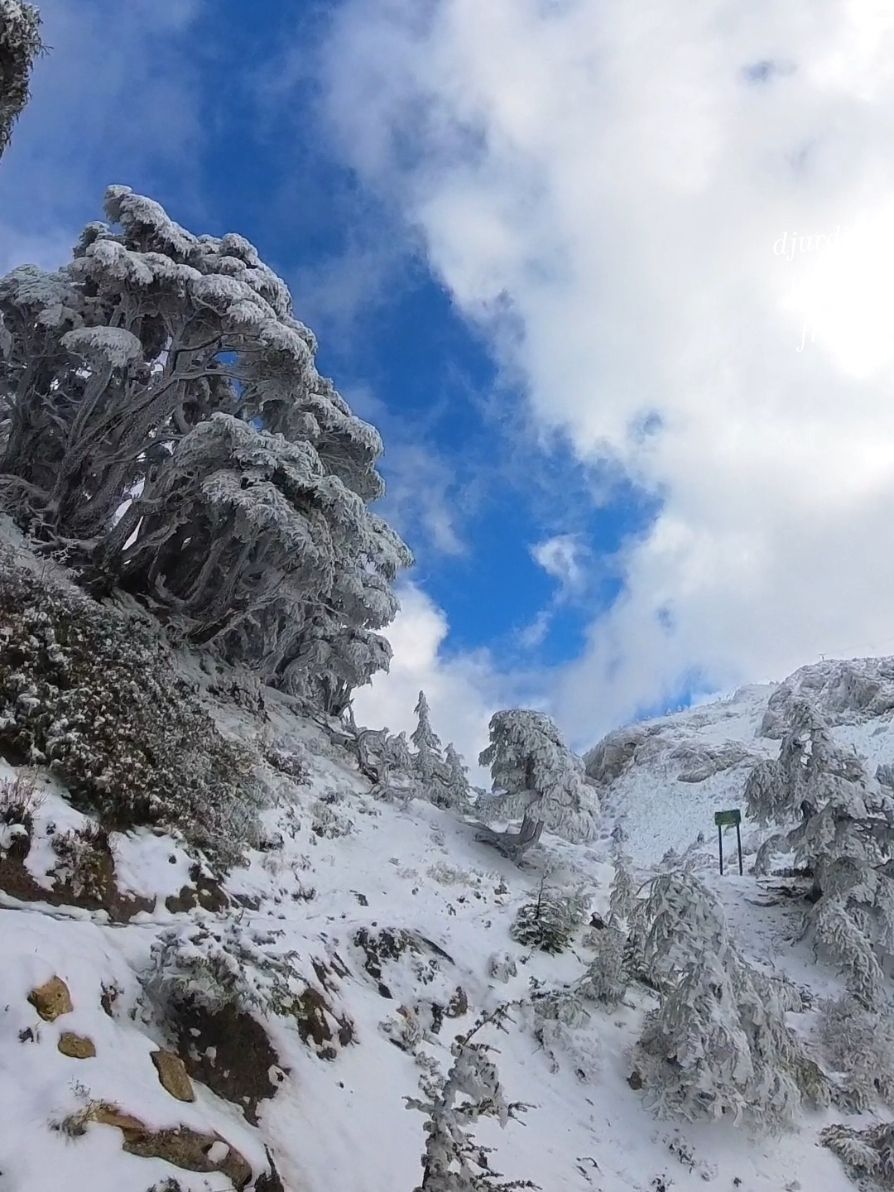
4;652;894;1190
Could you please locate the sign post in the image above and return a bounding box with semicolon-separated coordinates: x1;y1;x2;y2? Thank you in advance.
714;809;742;876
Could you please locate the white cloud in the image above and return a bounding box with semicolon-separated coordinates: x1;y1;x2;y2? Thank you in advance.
0;0;204;269
351;583;513;781
530;533;586;595
320;0;894;747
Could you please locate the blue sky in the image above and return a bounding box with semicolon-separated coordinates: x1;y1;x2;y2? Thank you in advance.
3;0;894;765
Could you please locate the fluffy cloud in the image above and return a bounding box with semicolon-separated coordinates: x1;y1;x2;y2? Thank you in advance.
531;534;586;595
0;0;204;267
320;0;894;745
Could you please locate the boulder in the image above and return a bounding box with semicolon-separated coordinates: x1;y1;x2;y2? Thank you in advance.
151;1049;195;1102
88;1104;252;1189
28;976;72;1021
58;1032;95;1059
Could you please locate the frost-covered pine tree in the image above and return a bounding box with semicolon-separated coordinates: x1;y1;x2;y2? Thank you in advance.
0;1;41;157
407;1015;537;1190
609;832;636;926
0;187;411;710
745;698;894;1007
635;871;828;1127
411;689;448;803
476;710;599;858
441;743;472;812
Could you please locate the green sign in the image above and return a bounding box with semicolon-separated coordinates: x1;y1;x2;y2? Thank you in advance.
714;809;741;827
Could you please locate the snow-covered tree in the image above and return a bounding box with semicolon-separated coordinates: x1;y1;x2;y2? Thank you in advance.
579;925;628;1006
823;1120;894;1190
441;743;472;811
510;882;588;955
476;710;599;858
408;690;472;811
407;1012;537;1190
411;689;448;800
818;994;894;1112
634;871;828;1127
609;833;636;926
413;690;441;755
0;1;41;157
0;187;411;709
745;698;894;1006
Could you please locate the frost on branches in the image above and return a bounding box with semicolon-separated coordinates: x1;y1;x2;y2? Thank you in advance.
818;994;894;1112
0;187;411;713
0;1;41;156
407;1012;538;1191
745;698;894;1007
634;872;828;1128
823;1120;894;1190
476;710;599;858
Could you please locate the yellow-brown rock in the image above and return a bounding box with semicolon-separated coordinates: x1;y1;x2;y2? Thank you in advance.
28;976;72;1021
151;1048;195;1102
58;1032;96;1059
86;1104;252;1189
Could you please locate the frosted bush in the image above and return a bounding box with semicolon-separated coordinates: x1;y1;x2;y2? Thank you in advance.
823;1121;894;1189
0;559;259;862
148;923;298;1017
510;886;588;955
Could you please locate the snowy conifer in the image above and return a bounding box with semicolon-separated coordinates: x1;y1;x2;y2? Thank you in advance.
0;1;41;157
635;871;828;1127
411;689;450;805
510;882;588;955
745;698;894;1006
477;710;599;857
0;187;411;709
441;744;473;811
413;690;441;755
818;994;894;1111
407;1014;537;1190
579;925;628;1006
609;835;637;926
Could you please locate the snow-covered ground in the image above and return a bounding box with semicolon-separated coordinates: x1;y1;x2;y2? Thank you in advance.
4;652;894;1190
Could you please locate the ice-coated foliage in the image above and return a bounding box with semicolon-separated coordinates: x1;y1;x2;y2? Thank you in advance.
510;884;588;954
407;1015;538;1191
818;994;894;1112
579;925;628;1006
609;833;637;926
478;710;599;855
822;1120;894;1190
0;1;41;157
148;922;298;1017
0;555;258;859
0;187;411;710
745;698;894;1006
635;871;828;1128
